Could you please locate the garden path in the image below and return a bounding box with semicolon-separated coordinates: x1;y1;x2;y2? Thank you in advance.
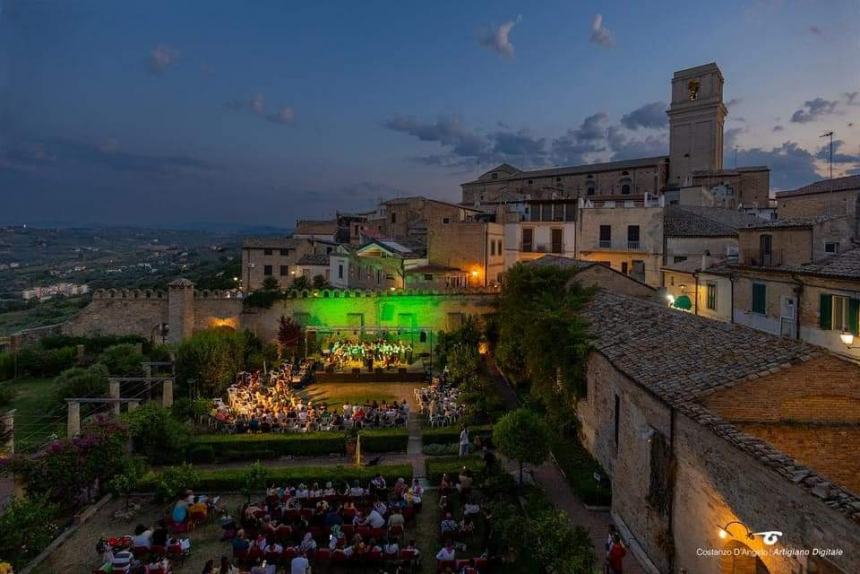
488;360;647;574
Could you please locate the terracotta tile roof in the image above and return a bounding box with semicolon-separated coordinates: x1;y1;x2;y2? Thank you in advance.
779;247;860;279
664;206;762;237
522;255;597;270
581;290;818;404
744;215;840;229
242;236;303;249
462;156;667;185
776;175;860;198
297;253;330;266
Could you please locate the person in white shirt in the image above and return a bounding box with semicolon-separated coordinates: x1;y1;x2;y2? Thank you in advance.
459;426;470;457
290;552;310;574
295;483;310;498
131;524;152;548
435;542;456;561
364;508;386;529
323;481;337;496
348;480;365;497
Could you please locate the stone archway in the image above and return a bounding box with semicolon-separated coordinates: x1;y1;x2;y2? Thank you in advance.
719;540;770;574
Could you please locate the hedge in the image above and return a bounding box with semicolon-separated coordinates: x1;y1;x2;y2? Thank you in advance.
139;463;414;492
421;424;493;446
424;455;485;483
549;432;611;507
188;429;409;463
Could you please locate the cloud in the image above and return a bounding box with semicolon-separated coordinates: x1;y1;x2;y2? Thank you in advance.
606;126;668;161
815;140;860;164
726;98;742;108
772;125;784;132
478;15;521;58
147;44;179;75
790;97;839;123
845;91;859;106
735;142;819;190
590;14;614;47
490;129;546;158
1;138;214;177
227;94;295;126
724;127;745;149
620;102;667;130
550;113;608;164
384;114;488;157
808;25;823;36
266;107;296;125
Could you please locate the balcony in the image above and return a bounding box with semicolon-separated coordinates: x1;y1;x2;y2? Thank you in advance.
741;249;783;267
627;241;641;250
599;240;612;249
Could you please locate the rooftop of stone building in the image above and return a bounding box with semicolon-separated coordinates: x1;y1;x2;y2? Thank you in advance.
777;246;860;279
297;253;331;266
464;155;668;185
580;290;818;404
663;205;762;237
742;214;842;229
521;255;597;270
242;236;303;249
776;174;860;198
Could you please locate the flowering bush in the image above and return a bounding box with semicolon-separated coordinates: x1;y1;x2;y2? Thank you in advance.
0;496;59;570
6;416;129;506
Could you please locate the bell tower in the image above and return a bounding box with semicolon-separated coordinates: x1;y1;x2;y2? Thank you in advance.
667;63;727;187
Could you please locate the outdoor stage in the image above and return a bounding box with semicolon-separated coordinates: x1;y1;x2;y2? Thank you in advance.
313;361;429;384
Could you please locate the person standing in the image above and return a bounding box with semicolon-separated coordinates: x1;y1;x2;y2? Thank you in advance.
607;533;627;574
459;426;470;457
290;550;311;574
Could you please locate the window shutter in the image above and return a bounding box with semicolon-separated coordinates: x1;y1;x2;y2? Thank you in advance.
819;294;833;330
752;283;766;314
849;298;860;336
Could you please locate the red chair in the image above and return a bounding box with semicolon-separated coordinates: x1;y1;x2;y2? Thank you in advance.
332;549;348;563
166;544;184;559
356;525;371;539
456;559;472;570
370;527;386;540
399;549;416;561
232;546;249;560
473;557;489;570
388;525;404;539
286;509;300;522
342;525;355;539
367;549;383;563
314;548;332;563
283;547;298;561
132;546;150;559
150;545;166;557
437;559;456;572
274;525;292;543
265;550;282;563
300;508;314;520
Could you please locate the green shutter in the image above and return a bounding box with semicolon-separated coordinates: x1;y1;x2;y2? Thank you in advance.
849;298;860;336
752;283;766;314
819;294;833;330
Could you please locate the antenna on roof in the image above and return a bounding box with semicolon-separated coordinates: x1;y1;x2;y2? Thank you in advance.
820;131;834;179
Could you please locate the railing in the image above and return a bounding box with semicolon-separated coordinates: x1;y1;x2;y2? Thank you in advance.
599;240;612;249
741;249;783;267
627;241;641;250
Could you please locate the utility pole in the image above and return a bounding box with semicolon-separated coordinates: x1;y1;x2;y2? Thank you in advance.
820;131;834;179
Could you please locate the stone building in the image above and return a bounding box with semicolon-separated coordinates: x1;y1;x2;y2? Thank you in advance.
576;194;666;286
576;288;860;574
461;63;769;210
241;237;337;291
427;220;505;287
775;175;860;235
501;199;578;269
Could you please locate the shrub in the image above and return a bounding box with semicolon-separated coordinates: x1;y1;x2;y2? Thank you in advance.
171;397;210;422
422;424;493;446
140;463;413;493
124;403;190;464
549;432;611;507
98;343;145;377
187;444;215;464
15;346;78;378
240;462;269;503
421;442;459;456
154;463;200;503
53;364;109;406
0;496;59;569
0;386;15;408
425;456;485;483
358;428;409;453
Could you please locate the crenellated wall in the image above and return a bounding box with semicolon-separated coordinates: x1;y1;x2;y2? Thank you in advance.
60;282;497;343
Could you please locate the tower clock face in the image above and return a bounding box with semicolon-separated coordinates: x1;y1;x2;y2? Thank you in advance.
688;80;700;101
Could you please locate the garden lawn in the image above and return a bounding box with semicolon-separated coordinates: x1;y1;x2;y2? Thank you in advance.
296;382;414;408
1;377;65;452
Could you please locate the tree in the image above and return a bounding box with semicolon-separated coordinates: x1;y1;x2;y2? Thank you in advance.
261;276;280;291
124;403;190;464
290;275;310;291
277;315;303;358
175;329;248;397
311;274;330;290
155;463;200;503
108;457;145;510
99;343;145;377
493;408;551;485
240;462;269;504
53;364;110;406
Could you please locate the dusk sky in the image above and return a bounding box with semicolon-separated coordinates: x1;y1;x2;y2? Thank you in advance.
1;0;859;227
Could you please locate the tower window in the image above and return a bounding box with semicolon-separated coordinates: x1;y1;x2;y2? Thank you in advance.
688;79;700;101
